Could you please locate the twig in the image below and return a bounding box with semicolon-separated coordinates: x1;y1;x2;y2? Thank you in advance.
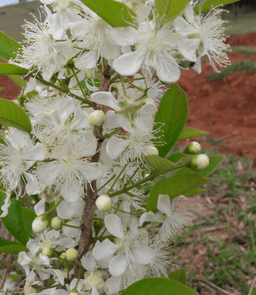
248;276;256;295
0;237;14;290
201;280;234;295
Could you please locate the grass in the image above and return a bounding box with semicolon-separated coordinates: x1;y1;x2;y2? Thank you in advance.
207;60;256;82
231;46;256;55
168;150;256;295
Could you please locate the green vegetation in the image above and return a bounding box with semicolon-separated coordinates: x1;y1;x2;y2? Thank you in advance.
207;60;256;82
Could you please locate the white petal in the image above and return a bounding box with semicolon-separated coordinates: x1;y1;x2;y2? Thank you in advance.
7;129;30;150
61;180;82;203
91;287;100;295
45;269;65;286
92;239;119;261
104;214;124;238
22;143;46;161
137;101;157;116
81;251;96;273
104;111;126;129
113;49;145;76
154;53;181;83
106;137;129;160
178;38;200;62
62;220;81;238
185;3;195;24
75;51;98;70
139;211;161;226
70;108;90;130
91;92;120;111
110;26;137;46
34;198;45;216
35;113;58;127
105;276;121;294
24;172;41;195
133;245;154;265
58;99;76;125
157;194;173;216
109;254;128;276
84;162;104;181
24;78;36;95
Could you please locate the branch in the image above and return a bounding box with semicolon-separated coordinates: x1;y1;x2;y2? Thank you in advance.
74;62;112;278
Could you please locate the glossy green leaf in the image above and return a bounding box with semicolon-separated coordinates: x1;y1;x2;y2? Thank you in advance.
194;0;240;14
155;0;189;22
0;238;28;254
7;75;27;88
178;127;209;141
184;188;207;196
153;84;188;158
174;155;225;177
168;269;187;285
0;31;21;61
80;0;137;27
0;98;32;132
0;62;28;75
0;193;29;246
120;278;198;295
146;155;175;172
23;207;36;238
168;152;187;163
146;174;209;212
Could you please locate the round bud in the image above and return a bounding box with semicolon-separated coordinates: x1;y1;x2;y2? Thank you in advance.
184;142;201;155
188;154;209;171
51;216;62;230
66;248;78;262
41;246;54;258
60;252;66;262
68;288;80;295
88;110;105;127
96;195;112;212
145;145;159;156
32;215;49;234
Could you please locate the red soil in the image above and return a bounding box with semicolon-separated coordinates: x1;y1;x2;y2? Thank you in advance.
0;33;256;164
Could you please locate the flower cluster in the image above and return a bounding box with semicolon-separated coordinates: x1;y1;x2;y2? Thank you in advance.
0;0;229;293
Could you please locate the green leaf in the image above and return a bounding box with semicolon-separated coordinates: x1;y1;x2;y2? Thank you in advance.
146;174;209;212
79;0;137;27
0;193;29;246
0;238;28;254
0;31;21;61
168;152;187;163
0;62;28;75
0;98;32;132
178;127;209;141
168;269;187;285
145;155;175;172
174;155;225;177
184;188;207;196
120;278;198;295
194;0;240;14
8;75;27;88
154;84;188;158
0;87;4;93
23;207;36;238
155;0;189;22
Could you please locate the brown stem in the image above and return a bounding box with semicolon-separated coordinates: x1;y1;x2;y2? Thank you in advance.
74;63;112;278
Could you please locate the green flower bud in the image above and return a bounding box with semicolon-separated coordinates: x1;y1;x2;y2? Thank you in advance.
96;195;112;212
41;246;54;258
68;288;80;295
89;110;105;127
32;215;49;234
145;145;159;156
51;216;62;230
184;141;201;155
66;248;78;262
188;154;209;171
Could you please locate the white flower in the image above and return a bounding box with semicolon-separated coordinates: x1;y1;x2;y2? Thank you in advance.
92;215;154;277
35;143;104;203
140;194;193;241
0;128;46;195
175;2;230;73
113;21;181;82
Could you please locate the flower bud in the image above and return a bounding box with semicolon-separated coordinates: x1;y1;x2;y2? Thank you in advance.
41;246;54;258
145;145;159;156
184;141;201;155
51;216;62;230
68;288;80;295
60;252;66;261
66;248;78;262
188;154;209;171
96;195;112;212
32;214;49;234
89;110;105;127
